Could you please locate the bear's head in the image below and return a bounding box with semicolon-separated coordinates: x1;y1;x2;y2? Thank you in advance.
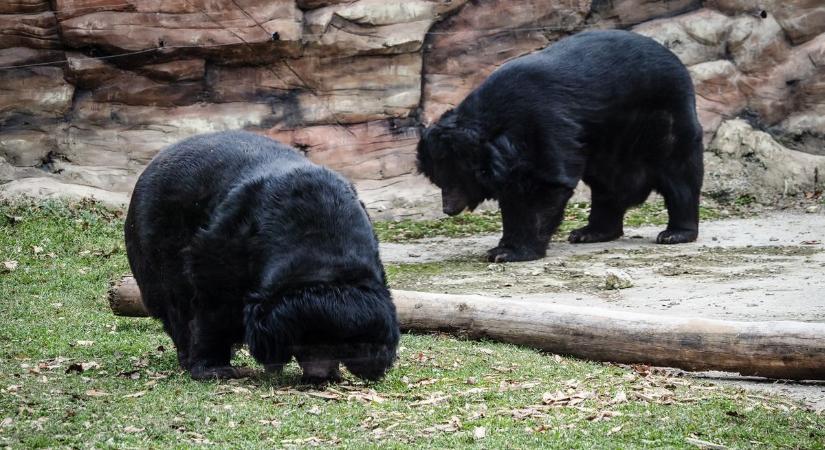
244;282;399;383
416;109;494;216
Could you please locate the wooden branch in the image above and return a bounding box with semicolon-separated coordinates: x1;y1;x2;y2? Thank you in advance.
108;276;825;380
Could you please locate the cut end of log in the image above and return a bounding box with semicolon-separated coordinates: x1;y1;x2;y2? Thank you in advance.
108;275;148;317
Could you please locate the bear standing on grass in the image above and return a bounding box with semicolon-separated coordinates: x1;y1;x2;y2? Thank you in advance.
125;131;399;382
417;30;704;262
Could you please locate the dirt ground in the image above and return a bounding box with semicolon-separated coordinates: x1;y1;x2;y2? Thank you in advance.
380;211;825;410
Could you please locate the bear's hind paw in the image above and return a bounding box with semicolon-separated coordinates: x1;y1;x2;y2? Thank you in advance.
656;229;698;244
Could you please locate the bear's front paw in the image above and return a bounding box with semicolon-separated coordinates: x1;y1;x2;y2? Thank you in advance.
568;226;623;244
656;228;698;244
485;246;543;263
190;364;257;380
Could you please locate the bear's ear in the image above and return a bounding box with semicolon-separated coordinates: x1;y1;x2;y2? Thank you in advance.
420;126;450;161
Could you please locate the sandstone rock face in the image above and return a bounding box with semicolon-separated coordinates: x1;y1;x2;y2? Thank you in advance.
1;0;824;216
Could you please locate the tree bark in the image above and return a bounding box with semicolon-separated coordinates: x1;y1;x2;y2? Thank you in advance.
108;275;825;380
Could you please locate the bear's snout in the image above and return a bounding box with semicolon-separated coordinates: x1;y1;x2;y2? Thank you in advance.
442;190;468;216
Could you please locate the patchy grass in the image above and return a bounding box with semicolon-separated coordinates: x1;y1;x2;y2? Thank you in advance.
1;200;823;448
375;201;722;243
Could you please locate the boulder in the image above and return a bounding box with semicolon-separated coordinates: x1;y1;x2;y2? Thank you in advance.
421;0;590;123
136;59;205;81
0;176;129;207
689;60;747;140
303;0;468;56
209;52;422;126
0;67;74;124
706;0;825;45
739;33;825;126
727;13;789;73
0;1;51;14
0;47;64;68
55;0;303;61
590;0;701;27
0;129;55;167
634;8;730;66
704;119;825;201
0;11;60;49
266;119;420;180
1;0;824;216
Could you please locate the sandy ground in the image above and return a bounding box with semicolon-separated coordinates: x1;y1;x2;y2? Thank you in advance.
380;211;825;409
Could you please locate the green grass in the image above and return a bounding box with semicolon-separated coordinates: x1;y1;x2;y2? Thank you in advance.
1;200;822;448
375;201;722;243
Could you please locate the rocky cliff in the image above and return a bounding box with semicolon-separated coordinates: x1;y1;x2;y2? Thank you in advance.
0;0;823;217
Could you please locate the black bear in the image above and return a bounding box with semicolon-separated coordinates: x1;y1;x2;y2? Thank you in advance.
417;30;704;262
125;131;399;382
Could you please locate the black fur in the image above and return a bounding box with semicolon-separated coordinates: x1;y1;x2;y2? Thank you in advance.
125;131;399;381
417;30;704;262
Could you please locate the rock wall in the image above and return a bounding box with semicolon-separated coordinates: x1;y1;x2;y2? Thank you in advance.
0;0;823;217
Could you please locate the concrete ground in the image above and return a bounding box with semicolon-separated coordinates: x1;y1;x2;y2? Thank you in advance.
380;211;825;410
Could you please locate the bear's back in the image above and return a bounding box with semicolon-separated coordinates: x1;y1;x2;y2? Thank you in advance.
475;29;693;113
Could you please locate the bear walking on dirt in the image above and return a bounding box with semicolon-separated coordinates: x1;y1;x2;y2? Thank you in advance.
125;131;399;382
417;30;704;262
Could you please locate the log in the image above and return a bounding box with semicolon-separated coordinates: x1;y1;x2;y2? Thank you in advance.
108;276;147;317
108;276;825;380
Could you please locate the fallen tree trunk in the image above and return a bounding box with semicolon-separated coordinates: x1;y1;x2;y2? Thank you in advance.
109;275;825;380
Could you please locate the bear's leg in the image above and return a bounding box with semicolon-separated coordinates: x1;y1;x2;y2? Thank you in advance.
657;179;700;244
656;139;702;244
568;188;626;243
138;280;194;369
188;308;253;379
487;187;573;262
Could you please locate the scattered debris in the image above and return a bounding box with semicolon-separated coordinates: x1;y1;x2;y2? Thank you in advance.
604;269;633;289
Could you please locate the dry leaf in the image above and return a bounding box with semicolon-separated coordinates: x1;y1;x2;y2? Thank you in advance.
75;340;94;347
478;348;495;355
511;407;548;420
123;426;144;433
1;260;18;272
467;406;487;420
427;416;461;433
259;419;281;427
611;391;628;404
308;406;322;415
473;426;487;440
407;378;439;388
587;410;621;422
307;391;342;401
85;389;110;397
411;395;451;407
542;391;571;405
32;246;43;255
607;425;623;435
1;418;12;427
460;387;487;396
498;380;540;392
347;390;386;403
686;436;729;449
123;391;146;399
